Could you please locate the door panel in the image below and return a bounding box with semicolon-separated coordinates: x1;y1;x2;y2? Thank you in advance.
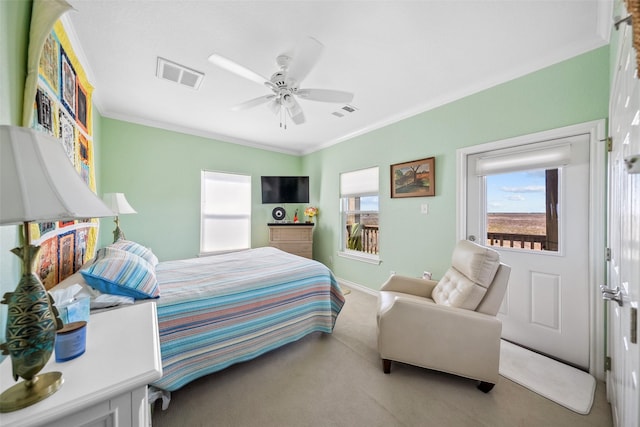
608;19;640;427
467;135;591;369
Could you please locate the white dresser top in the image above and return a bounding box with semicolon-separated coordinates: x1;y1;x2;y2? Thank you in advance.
0;302;162;427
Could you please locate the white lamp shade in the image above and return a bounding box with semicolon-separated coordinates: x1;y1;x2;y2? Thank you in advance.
0;125;114;225
102;193;137;215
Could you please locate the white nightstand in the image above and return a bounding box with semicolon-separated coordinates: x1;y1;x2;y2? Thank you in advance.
0;302;162;427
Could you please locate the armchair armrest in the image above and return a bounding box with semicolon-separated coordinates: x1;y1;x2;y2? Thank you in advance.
379;295;501;333
379;274;437;298
377;295;502;383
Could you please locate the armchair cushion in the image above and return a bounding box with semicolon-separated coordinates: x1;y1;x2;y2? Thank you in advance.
432;240;500;310
432;267;486;309
452;240;500;287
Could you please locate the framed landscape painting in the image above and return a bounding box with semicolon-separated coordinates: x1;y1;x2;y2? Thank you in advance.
391;157;435;198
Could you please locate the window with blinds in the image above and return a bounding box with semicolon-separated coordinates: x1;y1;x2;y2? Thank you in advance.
200;171;251;255
339;167;380;258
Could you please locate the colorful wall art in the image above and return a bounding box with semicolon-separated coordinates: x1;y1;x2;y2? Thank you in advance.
31;20;99;289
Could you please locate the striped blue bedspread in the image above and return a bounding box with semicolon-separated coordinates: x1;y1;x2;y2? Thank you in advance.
150;246;345;391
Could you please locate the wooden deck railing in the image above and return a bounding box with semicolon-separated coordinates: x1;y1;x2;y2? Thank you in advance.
344;229;548;254
346;224;379;255
345;228;548;253
486;232;549;250
361;225;379;254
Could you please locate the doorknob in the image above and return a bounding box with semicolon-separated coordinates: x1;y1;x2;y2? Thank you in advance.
600;285;623;306
468;235;476;242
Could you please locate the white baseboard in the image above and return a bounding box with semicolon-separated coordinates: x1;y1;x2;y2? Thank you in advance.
336;277;379;297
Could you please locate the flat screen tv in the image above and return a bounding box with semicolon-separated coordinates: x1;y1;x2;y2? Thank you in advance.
261;176;309;204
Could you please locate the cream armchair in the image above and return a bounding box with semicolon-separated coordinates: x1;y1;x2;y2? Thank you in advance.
376;240;511;393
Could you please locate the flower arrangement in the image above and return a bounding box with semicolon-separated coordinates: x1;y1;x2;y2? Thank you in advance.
304;206;318;219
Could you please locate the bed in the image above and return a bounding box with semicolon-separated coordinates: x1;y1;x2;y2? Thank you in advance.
52;245;345;392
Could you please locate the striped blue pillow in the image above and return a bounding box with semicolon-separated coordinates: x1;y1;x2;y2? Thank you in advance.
81;247;159;299
110;239;159;267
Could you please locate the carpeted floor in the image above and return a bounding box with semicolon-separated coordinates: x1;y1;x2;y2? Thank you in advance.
152;285;613;427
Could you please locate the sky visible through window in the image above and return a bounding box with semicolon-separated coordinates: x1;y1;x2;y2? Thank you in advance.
359;195;379;211
486;170;545;213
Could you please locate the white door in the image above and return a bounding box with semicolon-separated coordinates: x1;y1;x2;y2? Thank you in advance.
607;19;640;427
465;136;591;369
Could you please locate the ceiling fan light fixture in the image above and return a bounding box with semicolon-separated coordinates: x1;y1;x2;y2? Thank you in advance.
282;93;294;108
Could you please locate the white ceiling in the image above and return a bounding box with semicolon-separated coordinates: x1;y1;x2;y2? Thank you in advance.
64;1;612;155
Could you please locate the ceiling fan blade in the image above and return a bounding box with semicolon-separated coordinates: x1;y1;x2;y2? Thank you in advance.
296;89;354;103
284;95;305;124
208;53;274;89
285;37;324;88
231;95;276;111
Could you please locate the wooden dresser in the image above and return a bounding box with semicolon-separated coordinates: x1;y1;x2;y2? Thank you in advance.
268;223;314;259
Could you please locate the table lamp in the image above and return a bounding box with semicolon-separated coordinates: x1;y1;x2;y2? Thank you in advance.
101;193;137;242
0;125;114;412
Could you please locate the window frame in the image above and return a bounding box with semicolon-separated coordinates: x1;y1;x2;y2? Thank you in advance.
338;167;381;264
200;170;252;256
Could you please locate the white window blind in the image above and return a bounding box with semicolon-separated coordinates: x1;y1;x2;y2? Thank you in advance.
340;167;379;197
201;171;251;254
476;144;572;176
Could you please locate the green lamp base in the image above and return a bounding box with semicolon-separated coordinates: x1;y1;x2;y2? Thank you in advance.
0;372;63;413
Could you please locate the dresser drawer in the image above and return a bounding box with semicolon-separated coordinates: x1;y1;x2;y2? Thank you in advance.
269;227;313;242
267;224;314;259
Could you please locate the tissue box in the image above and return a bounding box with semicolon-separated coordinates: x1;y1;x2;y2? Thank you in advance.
56;296;90;324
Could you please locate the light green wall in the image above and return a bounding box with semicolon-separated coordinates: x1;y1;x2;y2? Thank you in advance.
100;46;609;291
97;119;303;261
0;0;32;357
303;46;610;289
0;0;613;304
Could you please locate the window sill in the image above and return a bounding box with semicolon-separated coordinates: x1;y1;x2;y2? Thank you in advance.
337;250;381;265
199;248;250;257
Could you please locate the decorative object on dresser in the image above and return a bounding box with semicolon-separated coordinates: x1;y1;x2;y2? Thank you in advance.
304;206;318;223
101;193;137;242
271;206;287;221
268;223;314;259
0;126;114;412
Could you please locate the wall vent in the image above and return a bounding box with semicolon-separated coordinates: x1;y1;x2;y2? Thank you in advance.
156;57;204;90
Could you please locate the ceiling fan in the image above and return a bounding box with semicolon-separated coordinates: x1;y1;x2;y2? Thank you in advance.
208;37;354;127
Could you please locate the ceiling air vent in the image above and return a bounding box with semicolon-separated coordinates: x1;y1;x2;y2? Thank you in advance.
331;104;358;118
156;57;204;90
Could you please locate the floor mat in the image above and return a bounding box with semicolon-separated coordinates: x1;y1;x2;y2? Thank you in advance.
499;340;596;414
